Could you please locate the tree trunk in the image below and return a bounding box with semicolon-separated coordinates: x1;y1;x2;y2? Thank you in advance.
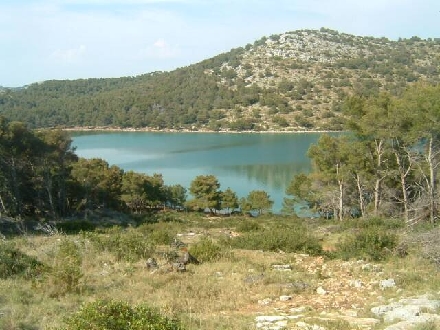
355;173;365;217
373;139;385;216
338;180;344;221
426;136;437;223
393;142;412;223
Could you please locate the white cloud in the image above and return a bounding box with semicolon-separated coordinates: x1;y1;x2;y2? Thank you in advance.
50;45;86;63
139;39;181;59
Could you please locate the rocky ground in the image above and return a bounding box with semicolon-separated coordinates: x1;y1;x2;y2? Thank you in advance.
248;253;440;329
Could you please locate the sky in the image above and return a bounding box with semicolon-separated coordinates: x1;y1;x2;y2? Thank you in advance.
1;0;439;87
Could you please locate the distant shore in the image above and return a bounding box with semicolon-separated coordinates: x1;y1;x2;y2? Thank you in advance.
61;126;341;134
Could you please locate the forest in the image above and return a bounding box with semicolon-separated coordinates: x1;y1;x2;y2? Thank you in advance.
0;83;438;225
285;83;440;224
1;29;439;132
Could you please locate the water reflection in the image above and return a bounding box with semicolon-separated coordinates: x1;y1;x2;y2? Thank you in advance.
71;132;323;212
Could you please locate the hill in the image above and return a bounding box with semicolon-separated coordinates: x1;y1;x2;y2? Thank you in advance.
0;28;439;131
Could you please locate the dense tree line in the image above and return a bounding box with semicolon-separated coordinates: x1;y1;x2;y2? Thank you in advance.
0;118;274;220
284;83;440;224
1;30;439;132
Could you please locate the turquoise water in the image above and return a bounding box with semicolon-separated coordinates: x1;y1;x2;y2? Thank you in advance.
71;132;323;213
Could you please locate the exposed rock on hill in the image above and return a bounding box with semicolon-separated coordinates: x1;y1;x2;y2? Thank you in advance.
1;28;439;131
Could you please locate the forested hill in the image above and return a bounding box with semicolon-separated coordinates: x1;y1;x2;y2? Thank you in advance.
1;28;439;131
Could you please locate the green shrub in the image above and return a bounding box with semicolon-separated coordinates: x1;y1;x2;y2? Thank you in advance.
87;227;155;262
227;226;322;255
337;227;398;261
60;300;184;330
47;239;83;297
235;220;261;232
137;222;180;245
189;238;224;262
56;220;97;234
341;217;405;230
0;243;44;279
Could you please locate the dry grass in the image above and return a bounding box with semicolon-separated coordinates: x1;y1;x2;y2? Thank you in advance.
1;214;439;330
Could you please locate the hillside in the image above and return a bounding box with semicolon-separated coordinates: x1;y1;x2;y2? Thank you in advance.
1;28;439;131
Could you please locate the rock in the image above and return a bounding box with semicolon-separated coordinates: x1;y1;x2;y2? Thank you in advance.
290;306;307;314
272;264;292;271
170;262;186;272
380;278;396;290
349;279;363;288
258;298;273;306
316;286;327;295
383;305;421;323
371;295;440;327
255;316;287;330
279;295;292;301
255;316;287;322
384;314;440;330
146;257;158;269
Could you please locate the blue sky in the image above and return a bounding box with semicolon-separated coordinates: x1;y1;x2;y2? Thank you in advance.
1;0;438;87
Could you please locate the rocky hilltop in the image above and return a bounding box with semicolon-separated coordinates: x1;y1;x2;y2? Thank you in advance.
1;28;439;131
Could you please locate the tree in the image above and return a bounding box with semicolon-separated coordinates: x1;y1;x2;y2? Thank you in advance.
399;83;440;223
187;175;221;213
164;184;187;210
121;171;149;213
308;134;352;220
283;173;315;216
221;187;239;215
70;158;123;212
0;119;43;217
36;129;77;218
242;190;273;215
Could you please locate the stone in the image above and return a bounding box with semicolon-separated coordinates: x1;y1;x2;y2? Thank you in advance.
380;278;396;289
255;315;287;322
349;279;363;288
146;257;158;269
258;298;273;306
272;264;292;271
316;286;327;295
279;295;292;301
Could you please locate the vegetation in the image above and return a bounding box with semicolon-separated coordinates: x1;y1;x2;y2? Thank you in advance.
60;300;184;330
284;83;440;225
0;27;440;329
1;29;439;132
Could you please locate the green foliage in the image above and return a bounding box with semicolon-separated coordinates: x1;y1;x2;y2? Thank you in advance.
137;221;182;245
336;226;398;261
47;239;83;296
227;225;322;255
60;300;184;330
235;220;261;232
189;237;224;262
241;190;273;215
0;242;44;279
221;187;239;213
87;227;155;262
56;220;97;234
187;175;221;212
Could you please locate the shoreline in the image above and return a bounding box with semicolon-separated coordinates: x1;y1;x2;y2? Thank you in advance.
61;126;342;134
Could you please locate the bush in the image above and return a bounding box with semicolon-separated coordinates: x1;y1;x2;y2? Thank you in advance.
56;220;97;234
47;239;83;297
227;226;322;255
137;221;180;245
60;300;184;330
341;217;405;230
235;220;261;232
337;227;398;261
0;243;44;279
189;237;224;262
87;227;155;262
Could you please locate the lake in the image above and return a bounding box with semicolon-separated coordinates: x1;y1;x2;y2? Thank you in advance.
70;132;323;213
